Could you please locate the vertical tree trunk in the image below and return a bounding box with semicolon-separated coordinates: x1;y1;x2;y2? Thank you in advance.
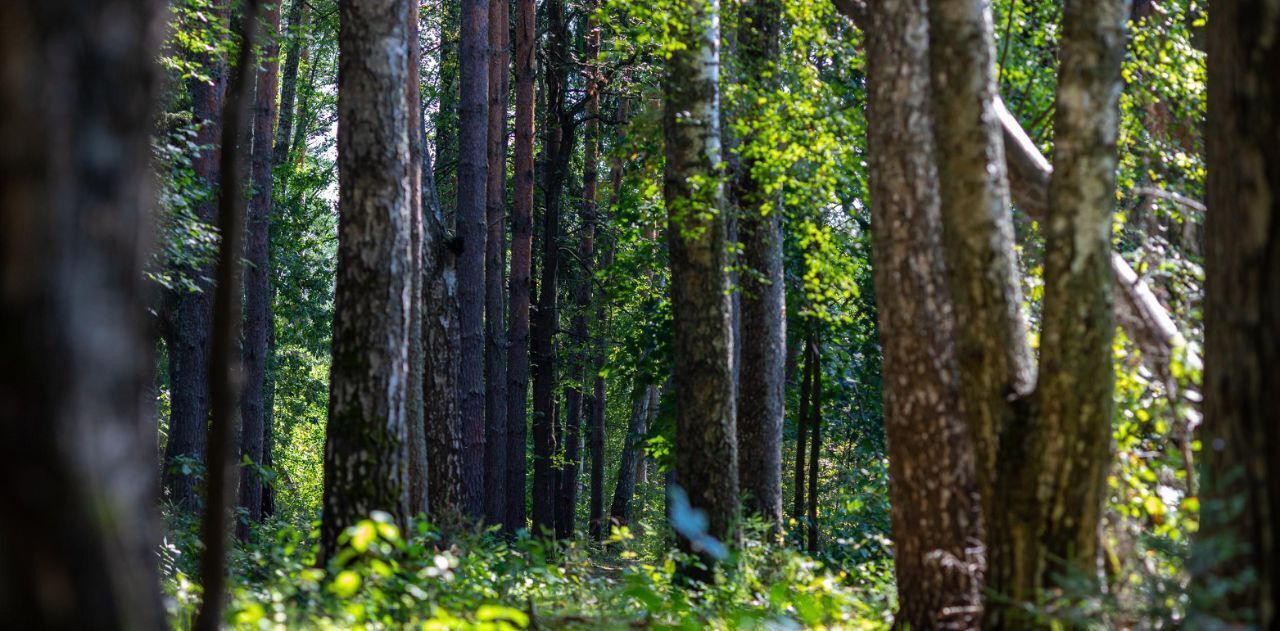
806;336;822;555
238;0;283;539
663;0;739;573
435;0;460;213
484;0;511;527
1035;0;1128;586
196;0;265;625
406;0;430;516
458;0;491;519
854;0;985;622
322;0;413;562
505;0;537;536
609;373;653;528
733;0;786;531
1194;0;1280;626
163;0;230;511
0;0;166;625
273;0;308;171
793;329;814;525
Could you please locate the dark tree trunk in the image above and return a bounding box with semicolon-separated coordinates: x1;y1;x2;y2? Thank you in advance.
1194;1;1280;626
458;0;490;519
163;0;230;511
854;0;985;623
406;0;430;516
733;0;785;532
273;0;307;171
793;329;814;525
435;0;460;214
484;0;511;528
663;0;739;573
609;373;653;528
196;0;264;625
238;0;283;539
805;337;822;555
322;0;413;562
0;0;166;625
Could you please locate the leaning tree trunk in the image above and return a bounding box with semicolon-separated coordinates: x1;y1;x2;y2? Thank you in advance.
857;0;985;623
505;0;537;536
321;0;413;562
663;0;740;575
1194;0;1280;626
484;0;511;529
238;0;283;538
0;0;167;626
1035;0;1128;589
733;0;786;532
457;0;491;519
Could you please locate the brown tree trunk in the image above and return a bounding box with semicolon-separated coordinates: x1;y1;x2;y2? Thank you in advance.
322;0;413;562
435;0;460;214
0;0;167;625
733;0;786;532
806;336;822;555
484;0;511;529
505;0;536;536
1194;0;1280;626
273;0;307;171
163;0;230;511
238;0;283;539
196;0;265;625
663;0;739;572
406;0;430;517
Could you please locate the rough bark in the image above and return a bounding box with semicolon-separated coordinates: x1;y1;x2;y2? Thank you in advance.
733;0;786;531
484;0;511;528
322;0;413;562
505;0;536;536
0;0;166;625
163;0;230;511
1193;0;1280;626
406;0;430;516
1035;0;1128;586
458;0;491;519
663;0;740;572
238;0;283;538
859;0;985;622
196;0;264;624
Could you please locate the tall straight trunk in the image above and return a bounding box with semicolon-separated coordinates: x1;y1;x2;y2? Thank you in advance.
484;0;511;527
322;0;413;562
793;329;814;524
1035;0;1128;586
0;0;166;625
238;0;283;538
805;336;822;555
458;0;491;519
663;0;739;573
733;0;785;531
435;0;460;214
196;0;264;625
406;0;430;516
505;0;537;536
609;373;653;527
273;0;308;171
848;0;986;623
1194;1;1280;626
163;0;230;511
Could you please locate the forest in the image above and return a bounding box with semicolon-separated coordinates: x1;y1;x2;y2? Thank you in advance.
0;0;1275;627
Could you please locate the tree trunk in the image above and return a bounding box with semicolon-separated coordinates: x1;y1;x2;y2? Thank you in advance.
663;0;739;572
322;0;413;562
793;331;814;525
484;0;511;529
163;0;230;511
609;373;653;528
732;0;786;532
805;336;822;555
0;0;167;625
406;0;430;517
1194;0;1280;626
505;0;536;536
273;0;307;171
1035;0;1128;587
435;0;460;214
857;0;985;622
238;0;283;539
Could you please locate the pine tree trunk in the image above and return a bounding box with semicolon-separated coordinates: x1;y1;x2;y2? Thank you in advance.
1195;1;1280;625
484;0;511;528
406;0;430;517
505;0;537;536
238;0;283;538
0;0;167;625
322;0;413;562
663;0;739;572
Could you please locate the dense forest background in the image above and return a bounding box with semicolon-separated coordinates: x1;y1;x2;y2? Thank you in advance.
3;0;1277;628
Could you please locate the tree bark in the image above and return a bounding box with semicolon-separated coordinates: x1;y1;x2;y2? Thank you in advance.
793;330;814;527
484;0;511;529
238;0;283;538
1194;0;1280;626
406;0;430;517
609;373;653;528
663;0;740;572
322;0;413;562
505;0;536;536
458;0;491;519
273;0;307;171
805;336;822;555
435;0;460;214
733;0;786;532
0;0;167;625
